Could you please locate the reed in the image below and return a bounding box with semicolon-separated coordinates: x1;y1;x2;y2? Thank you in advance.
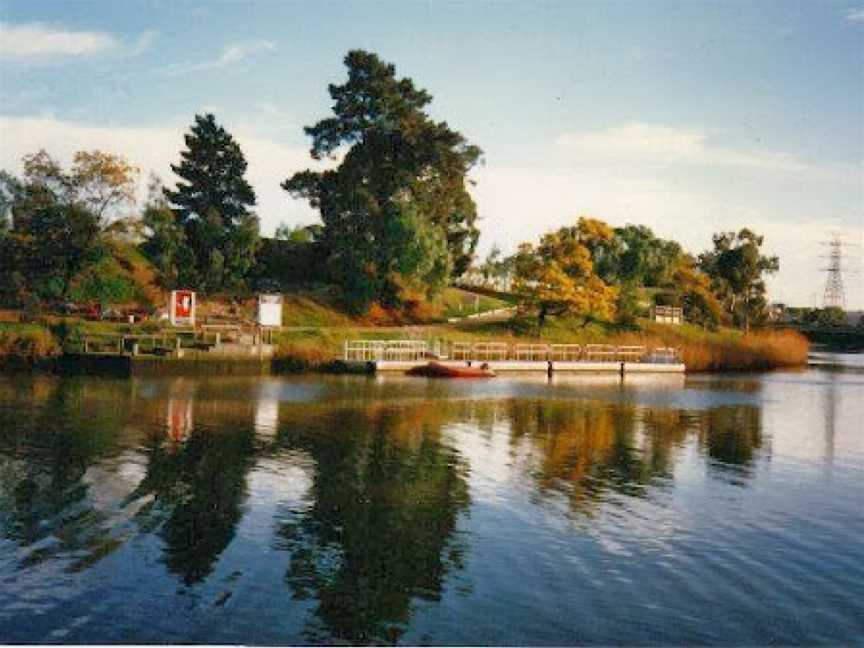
272;340;333;373
674;329;809;372
0;326;61;367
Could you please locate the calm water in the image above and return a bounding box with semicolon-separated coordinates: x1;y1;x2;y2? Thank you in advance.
0;356;862;645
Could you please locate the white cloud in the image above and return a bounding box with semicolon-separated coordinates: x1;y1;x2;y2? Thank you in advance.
845;7;864;22
0;114;326;234
161;40;277;76
556;122;806;171
0;22;120;59
129;30;158;57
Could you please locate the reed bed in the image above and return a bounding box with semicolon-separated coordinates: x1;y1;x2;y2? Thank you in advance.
0;326;60;367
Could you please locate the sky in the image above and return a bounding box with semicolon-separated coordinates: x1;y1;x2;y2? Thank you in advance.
0;0;862;308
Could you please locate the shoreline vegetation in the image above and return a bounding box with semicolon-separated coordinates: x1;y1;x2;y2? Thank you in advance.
270;320;810;374
0;314;810;374
1;50;843;376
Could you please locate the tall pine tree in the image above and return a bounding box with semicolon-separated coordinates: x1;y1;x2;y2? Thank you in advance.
164;113;259;292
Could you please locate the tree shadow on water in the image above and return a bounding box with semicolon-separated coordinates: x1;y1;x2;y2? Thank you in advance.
272;402;471;645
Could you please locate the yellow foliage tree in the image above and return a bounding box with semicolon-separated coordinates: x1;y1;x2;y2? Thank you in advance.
672;255;725;327
513;216;618;330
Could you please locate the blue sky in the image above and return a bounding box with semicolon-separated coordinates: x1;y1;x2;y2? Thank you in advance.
1;0;862;307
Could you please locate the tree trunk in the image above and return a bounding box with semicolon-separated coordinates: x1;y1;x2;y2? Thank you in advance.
538;304;547;335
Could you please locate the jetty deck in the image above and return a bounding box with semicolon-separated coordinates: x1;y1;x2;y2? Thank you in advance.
346;340;685;374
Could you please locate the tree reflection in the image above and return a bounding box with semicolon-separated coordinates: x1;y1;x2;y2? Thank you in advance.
0;377;134;569
272;402;470;644
503;399;760;512
129;388;257;586
697;406;764;482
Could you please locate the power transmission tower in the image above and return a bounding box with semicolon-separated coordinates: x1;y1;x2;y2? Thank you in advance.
819;234;858;310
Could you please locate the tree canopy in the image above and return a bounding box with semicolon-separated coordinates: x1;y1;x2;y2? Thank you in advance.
162;113;259;292
699;228;779;332
283;50;482;312
21;149;138;224
0;152;122;305
513;217;618;330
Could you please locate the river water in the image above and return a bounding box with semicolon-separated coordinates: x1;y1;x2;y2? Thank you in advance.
0;355;862;645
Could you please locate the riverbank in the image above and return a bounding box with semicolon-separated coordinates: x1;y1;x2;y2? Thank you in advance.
0;318;809;374
271;318;809;373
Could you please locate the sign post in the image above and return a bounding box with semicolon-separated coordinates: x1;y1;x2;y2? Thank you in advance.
170;290;196;327
257;294;283;329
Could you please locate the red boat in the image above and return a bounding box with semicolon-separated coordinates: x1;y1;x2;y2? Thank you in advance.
406;361;496;378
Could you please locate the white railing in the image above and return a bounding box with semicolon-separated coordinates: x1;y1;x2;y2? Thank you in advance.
343;340;680;364
550;344;582;361
343;340;430;361
470;342;509;361
616;345;646;362
584;344;618;362
450;342;473;360
513;344;550;361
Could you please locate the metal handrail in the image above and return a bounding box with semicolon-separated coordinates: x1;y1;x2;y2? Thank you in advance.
513;344;550;361
550;344;582;361
616;345;646;362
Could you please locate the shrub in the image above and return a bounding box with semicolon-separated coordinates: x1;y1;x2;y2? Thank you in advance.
0;327;60;366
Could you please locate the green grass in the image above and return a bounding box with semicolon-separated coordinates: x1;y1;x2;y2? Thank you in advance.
280;293;359;328
436;287;511;320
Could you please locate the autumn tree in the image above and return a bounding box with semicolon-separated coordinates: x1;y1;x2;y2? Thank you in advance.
163;113;259;292
283;50;482;312
699;228;779;332
513;217;618;330
0;152;134;304
21;149;138;224
669;255;724;328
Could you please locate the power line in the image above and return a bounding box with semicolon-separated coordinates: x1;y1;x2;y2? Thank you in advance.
819;233;860;310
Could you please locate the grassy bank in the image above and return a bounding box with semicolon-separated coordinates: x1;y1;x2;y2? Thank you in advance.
271;318;810;373
0;314;809;374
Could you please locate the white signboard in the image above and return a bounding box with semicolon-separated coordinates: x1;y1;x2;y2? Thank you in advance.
170;290;196;327
257;293;283;328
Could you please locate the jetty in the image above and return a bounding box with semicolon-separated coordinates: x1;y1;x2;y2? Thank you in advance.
344;340;685;374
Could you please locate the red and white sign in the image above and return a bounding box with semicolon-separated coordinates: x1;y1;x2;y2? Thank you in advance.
170;290;196;326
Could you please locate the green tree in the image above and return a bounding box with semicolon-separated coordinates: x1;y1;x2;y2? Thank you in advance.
1;154;113;304
274;222;318;243
283;50;482;312
699;228;779;333
612;225;682;286
815;306;847;328
513;216;618;330
141;175;186;288
163;113;259;292
14;201;104;301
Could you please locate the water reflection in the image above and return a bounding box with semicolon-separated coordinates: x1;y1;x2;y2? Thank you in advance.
271;403;470;643
0;378;136;570
0;371;858;645
698;407;764;482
